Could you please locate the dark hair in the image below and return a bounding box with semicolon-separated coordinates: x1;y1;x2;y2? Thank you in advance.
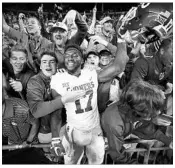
9;44;28;58
65;44;84;59
39;49;58;64
120;79;165;119
159;38;172;51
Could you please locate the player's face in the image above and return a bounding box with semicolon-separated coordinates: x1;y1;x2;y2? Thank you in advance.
52;28;68;46
40;55;57;77
10;51;27;74
86;54;100;66
26;18;41;35
64;48;83;74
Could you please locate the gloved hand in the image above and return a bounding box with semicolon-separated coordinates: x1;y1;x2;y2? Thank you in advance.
117;7;138;39
50;137;66;156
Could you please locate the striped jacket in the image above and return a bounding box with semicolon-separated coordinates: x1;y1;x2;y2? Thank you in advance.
2;98;35;144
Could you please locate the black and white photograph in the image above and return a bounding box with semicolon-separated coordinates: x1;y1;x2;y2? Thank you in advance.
2;1;173;165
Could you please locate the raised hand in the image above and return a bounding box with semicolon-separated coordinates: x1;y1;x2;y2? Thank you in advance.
89;35;108;46
62;10;77;26
82;11;87;21
18;13;25;20
93;5;97;13
38;4;43;15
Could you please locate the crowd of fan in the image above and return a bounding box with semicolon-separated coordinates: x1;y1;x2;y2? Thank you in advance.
2;3;173;164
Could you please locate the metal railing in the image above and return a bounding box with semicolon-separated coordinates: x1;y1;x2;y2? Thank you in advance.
2;138;172;164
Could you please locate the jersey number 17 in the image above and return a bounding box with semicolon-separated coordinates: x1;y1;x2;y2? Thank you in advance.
75;90;93;114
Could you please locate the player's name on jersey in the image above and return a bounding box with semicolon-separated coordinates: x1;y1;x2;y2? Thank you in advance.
62;81;95;92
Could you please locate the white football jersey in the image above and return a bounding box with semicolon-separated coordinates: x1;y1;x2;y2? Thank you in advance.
51;69;100;131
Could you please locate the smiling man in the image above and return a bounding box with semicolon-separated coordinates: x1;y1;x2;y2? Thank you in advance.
47;9;88;69
3;44;35;99
99;48;113;69
99;16;114;42
85;49;100;68
50;34;129;164
3;15;51;73
26;50;64;162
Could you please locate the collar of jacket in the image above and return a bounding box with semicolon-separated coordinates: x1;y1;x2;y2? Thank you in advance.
29;35;42;42
39;71;51;85
54;43;65;54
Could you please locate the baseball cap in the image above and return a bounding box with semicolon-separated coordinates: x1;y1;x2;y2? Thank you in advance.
99;49;111;56
100;16;113;25
97;44;111;55
86;46;99;59
50;22;68;33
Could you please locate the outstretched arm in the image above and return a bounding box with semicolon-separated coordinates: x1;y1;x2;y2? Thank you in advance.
63;10;88;45
98;41;128;82
3;13;24;41
26;79;64;118
88;5;97;35
90;36;129;82
38;4;50;38
2;14;10;34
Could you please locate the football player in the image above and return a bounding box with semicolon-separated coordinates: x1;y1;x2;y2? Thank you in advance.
50;36;129;164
